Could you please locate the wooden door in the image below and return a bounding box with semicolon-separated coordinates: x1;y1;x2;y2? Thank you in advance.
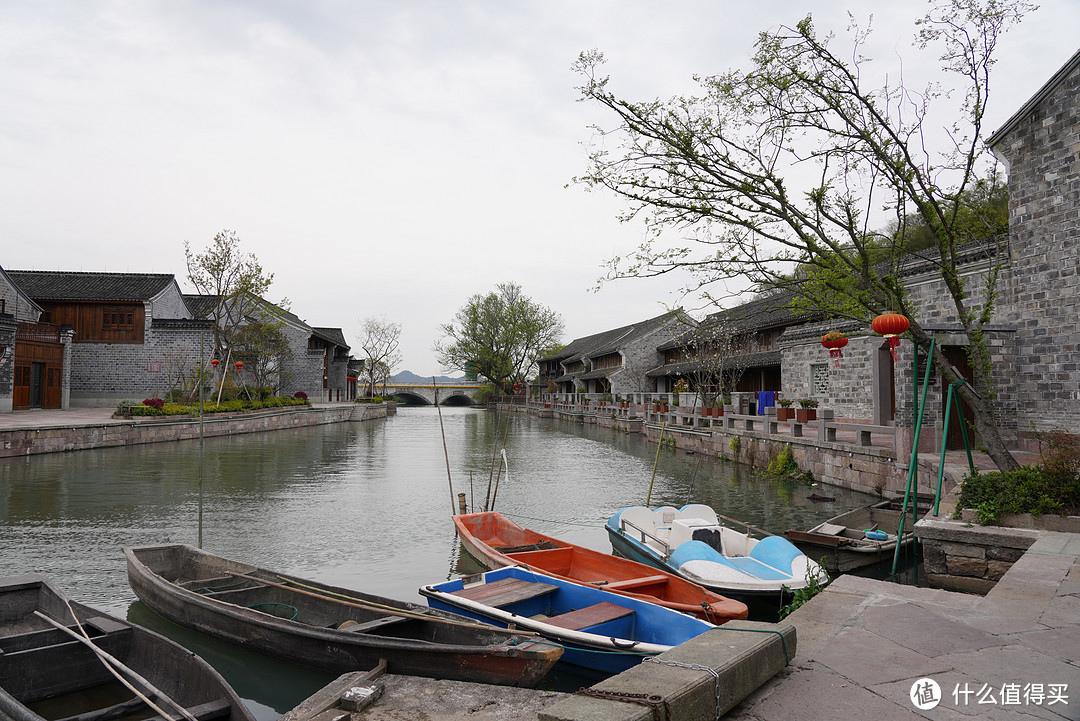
942;346;975;451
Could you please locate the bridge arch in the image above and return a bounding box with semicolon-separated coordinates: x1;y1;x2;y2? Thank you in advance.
383;384;486;406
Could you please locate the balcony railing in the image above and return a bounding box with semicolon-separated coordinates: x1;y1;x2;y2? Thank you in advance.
16;321;61;343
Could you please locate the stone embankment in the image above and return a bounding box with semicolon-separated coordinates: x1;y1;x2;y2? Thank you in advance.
0;403;387;458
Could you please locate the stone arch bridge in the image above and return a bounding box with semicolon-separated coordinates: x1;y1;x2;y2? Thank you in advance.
383;383;486;406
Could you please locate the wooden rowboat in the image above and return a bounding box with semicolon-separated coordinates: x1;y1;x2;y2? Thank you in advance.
0;574;256;721
420;566;715;677
453;512;747;623
124;544;561;687
784;498;924;573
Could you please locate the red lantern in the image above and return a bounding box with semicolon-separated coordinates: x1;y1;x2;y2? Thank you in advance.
821;333;849;367
234;361;244;370
872;313;910;360
211;358;220;368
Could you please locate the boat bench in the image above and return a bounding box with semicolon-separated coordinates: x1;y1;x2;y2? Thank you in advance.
494;541;560;554
450;578;558;608
601;575;669;591
0;616;130;656
544;602;633;631
342;614;413;633
144;699;233;721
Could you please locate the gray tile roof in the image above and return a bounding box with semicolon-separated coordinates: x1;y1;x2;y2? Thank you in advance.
312;326;349;349
183;294;220;320
658;291;818;351
987;48;1080;148
541;310;686;363
646;350;781;377
7;270;176;302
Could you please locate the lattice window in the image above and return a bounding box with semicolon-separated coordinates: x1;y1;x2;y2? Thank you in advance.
811;363;830;397
102;306;135;331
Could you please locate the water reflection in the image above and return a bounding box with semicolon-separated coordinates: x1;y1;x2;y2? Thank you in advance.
0;406;880;718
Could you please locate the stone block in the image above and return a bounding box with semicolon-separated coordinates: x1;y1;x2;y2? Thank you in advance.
946;555;987;578
986;559;1014;581
539;621;796;721
922;542;947;574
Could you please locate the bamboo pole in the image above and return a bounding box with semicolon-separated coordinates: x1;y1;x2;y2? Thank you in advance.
646;421;667;507
433;378;455;515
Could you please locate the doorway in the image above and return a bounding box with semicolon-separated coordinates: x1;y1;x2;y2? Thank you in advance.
941;346;975;450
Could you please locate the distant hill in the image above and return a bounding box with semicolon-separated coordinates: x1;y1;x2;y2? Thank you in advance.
391;370;474;385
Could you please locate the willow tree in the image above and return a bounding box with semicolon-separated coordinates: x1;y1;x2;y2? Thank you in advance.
435;282;563;393
574;0;1032;472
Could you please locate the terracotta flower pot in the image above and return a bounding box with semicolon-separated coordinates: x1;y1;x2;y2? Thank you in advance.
796;408;817;423
777;407;794;421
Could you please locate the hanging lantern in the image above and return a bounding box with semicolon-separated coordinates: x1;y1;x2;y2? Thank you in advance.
234;361;244;370
872;313;910;360
211;358;220;369
821;332;849;367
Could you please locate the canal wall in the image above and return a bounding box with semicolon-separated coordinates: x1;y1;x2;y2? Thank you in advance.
0;404;387;458
518;404;944;497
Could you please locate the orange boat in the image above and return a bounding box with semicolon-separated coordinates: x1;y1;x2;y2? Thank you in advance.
453;511;748;623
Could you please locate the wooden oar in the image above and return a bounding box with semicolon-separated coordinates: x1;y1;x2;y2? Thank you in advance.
222;572;538;636
33;611;196;721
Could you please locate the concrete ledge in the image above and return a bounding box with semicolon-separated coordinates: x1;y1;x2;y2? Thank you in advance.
0;404;385;457
539;621;795;721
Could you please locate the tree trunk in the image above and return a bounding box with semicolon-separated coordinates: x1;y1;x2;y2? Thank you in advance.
931;346;1020;472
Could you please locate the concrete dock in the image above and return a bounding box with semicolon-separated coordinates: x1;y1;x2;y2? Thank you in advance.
726;531;1080;720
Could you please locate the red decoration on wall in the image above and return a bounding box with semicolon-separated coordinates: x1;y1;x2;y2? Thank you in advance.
821;333;849;367
871;313;910;360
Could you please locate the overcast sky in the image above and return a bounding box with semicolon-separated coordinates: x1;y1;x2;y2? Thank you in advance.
2;1;1077;376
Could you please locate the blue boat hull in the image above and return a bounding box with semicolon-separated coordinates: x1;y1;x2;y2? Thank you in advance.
420;566;713;678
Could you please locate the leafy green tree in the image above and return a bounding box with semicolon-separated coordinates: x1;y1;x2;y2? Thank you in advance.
574;0;1032;471
435;283;563;392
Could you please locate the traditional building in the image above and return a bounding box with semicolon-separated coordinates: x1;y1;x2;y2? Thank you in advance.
538;311;687;396
0;268;354;410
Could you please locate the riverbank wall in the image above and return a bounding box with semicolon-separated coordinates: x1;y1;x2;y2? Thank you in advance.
0;403;387;458
514;402;963;498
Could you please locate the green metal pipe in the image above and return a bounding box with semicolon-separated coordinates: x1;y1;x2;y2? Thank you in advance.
892;338;936;580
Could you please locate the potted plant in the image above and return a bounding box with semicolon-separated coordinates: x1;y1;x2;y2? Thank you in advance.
796;398;819;423
776;398;795;421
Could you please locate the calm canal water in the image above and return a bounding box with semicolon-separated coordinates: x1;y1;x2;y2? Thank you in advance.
0;407;879;717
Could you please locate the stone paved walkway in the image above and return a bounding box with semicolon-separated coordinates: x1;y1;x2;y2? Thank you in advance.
728;532;1080;720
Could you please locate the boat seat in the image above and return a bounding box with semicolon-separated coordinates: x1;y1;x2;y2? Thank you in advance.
200;584;267;599
449;578;558;608
602;575;669;591
544;602;634;631
817;523;847;536
143;699;233;721
341;615;411;633
180;575;235;589
494;541;559;553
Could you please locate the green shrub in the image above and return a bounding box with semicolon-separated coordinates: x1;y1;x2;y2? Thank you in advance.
956;466;1071;524
767;445;798;476
779;562;828;619
472;385;497;405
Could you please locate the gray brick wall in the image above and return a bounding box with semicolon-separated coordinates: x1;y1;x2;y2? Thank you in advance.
994;62;1080;441
149;283;192;321
68;318;213;406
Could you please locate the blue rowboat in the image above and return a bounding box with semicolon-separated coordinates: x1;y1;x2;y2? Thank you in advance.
607;504;828;597
419;566;714;677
